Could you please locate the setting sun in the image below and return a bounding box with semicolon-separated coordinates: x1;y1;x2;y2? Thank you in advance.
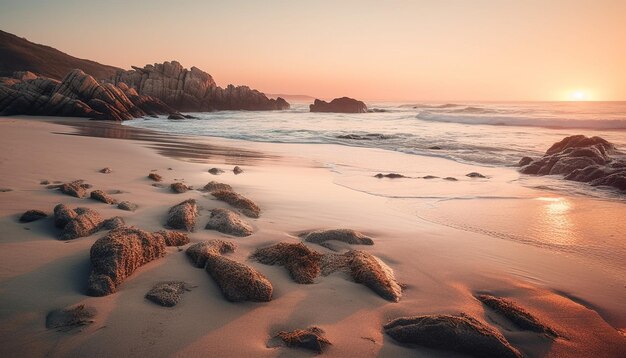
569;90;591;101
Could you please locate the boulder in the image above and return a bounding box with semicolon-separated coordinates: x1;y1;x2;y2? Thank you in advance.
145;281;191;307
108;61;290;111
205;208;253;237
310;97;367;113
90;190;117;204
186;240;273;302
166;199;197;231
211;189;260;218
19;209;47;223
476;294;558;337
301;229;374;246
87;227;188;296
251;242;323;284
233;166;243;175
520;135;626;191
384;314;521;358
268;326;332;354
53;205;103;240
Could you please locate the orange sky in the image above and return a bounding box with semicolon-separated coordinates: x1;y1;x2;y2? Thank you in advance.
1;0;625;101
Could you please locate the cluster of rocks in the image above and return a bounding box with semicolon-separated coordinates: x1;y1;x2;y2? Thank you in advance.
108;61;289;111
519;135;626;191
0;70;177;121
310;97;367;113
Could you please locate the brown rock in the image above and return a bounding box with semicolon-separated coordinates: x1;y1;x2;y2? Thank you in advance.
301;229;374;246
46;305;96;330
233;166;243;175
117;201;138;211
145;281;191;307
251;242;323;284
343;250;402;302
166;199;197;231
90;190;117;204
19;209;47;223
310;97;367;113
186;240;236;268
205;208;253;237
148;173;162;182
99;167;112;174
59;180;90;198
208;168;224;175
269;326;332;354
211;189;260;218
201;181;232;192
476;294;558;337
170;182;191;193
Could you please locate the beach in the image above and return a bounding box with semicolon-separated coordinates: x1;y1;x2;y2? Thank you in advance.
0;116;624;357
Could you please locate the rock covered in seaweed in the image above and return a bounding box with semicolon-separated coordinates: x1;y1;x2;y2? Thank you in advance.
53;205;103;240
166;199;197;231
186;240;236;268
301;229;374;246
205;208;253;237
87;227;189;296
342;250;402;302
251;242;323;284
268;326;332;354
145;281;191;307
46;305;96;330
384;314;521;358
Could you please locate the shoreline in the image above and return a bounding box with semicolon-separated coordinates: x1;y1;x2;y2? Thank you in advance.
0;116;624;357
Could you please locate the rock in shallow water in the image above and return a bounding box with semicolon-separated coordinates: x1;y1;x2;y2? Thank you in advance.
310;97;367;113
384;314;521;358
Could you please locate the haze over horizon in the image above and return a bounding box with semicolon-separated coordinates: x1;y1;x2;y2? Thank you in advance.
1;0;624;102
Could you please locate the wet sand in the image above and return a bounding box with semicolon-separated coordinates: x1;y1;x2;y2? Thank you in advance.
0;116;624;357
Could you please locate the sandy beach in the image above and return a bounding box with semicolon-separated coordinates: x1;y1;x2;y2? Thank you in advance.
0;116;623;357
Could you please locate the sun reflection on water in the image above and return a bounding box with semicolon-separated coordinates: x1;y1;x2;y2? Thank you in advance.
535;197;575;245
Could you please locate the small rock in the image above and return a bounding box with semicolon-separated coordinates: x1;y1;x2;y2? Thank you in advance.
443;177;458;181
170;182;191;193
423;175;438;179
19;209;47;223
59;207;103;240
40;180;50;185
90;190;118;204
205;208;253;237
145;281;191;307
429;146;442;150
518;157;533;167
148;173;163;182
233;166;243;175
117;201;138;211
301;229;374;246
59;180;90;198
0;188;13;192
99;216;125;230
46;305;96;330
166;199;197;231
269;326;332;354
168;113;185;120
99;167;112;174
202;181;232;192
466;172;487;178
374;173;406;179
211;189;260;218
208;168;225;175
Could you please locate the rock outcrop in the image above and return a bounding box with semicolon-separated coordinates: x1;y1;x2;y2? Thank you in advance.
108;61;290;111
87;227;189;296
519;135;626;191
0;69;177;121
205;208;253;237
384;314;521;357
310;97;367;113
186;240;273;302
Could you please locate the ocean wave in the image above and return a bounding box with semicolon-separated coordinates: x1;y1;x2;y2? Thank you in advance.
415;111;626;130
400;103;463;109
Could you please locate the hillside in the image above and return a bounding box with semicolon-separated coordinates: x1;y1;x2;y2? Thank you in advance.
0;30;121;80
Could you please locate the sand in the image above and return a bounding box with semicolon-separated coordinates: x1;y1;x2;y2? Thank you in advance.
0;116;624;357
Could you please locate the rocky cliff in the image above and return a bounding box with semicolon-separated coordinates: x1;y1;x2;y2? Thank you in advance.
109;61;290;111
0;69;176;121
310;97;367;113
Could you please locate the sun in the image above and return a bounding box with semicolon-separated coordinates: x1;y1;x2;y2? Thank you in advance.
569;90;589;101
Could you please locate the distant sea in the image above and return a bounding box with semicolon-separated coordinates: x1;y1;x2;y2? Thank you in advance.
125;101;626;168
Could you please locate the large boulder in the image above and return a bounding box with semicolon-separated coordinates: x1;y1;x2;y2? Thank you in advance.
519;135;626;191
0;69;177;120
87;227;189;296
309;97;367;113
108;61;290;111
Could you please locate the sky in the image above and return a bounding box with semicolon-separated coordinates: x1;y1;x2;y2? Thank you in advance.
1;0;625;101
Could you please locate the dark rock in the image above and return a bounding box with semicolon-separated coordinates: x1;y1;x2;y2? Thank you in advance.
269;326;332;354
233;166;243;175
186;240;273;302
87;227;186;296
53;204;77;228
310;97;367;113
59;180;90;198
211;189;260;218
518;157;533;167
374;173;406;179
99;216;125;230
384;314;521;358
443;177;458;181
46;305;96;330
476;294;558;337
251;242;323;284
90;190;117;204
0;188;12;192
343;250;402;302
117;201;138;211
108;61;289;111
338;133;393;140
54;205;103;240
205;208;253;237
301;229;374;246
40;180;50;185
166;199;197;231
429;146;442;150
202;181;232;192
423;175;439;179
145;281;191;307
19;209;47;223
183;114;198;119
466;172;487;178
520;135;626;192
208;168;224;175
167;113;185;120
170;182;191;193
148;173;162;182
99;167;112;174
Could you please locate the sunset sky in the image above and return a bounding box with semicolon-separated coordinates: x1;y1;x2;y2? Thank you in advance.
1;0;625;101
